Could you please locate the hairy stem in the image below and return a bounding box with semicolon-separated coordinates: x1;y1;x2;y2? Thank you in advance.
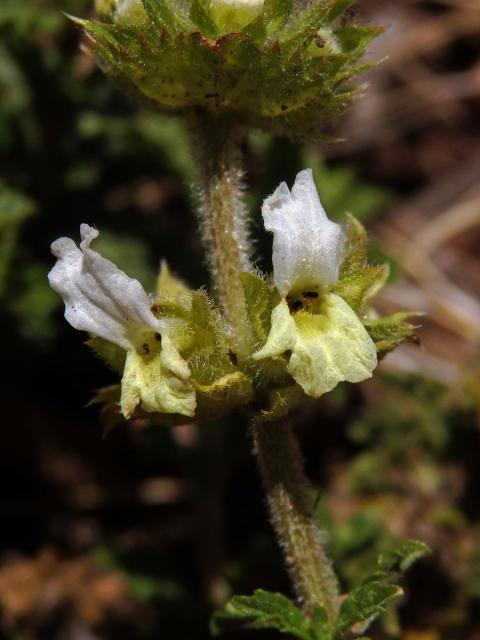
188;111;339;621
251;418;339;622
187;113;252;351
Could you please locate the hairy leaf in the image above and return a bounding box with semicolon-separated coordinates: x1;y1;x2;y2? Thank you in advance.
211;589;313;639
377;540;431;574
364;312;420;358
337;581;402;634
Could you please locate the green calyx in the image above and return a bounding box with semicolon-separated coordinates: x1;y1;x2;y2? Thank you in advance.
89;263;253;424
76;0;381;140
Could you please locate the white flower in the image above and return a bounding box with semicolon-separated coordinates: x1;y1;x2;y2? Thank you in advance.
262;168;344;297
48;224;195;418
254;170;378;397
49;224;164;351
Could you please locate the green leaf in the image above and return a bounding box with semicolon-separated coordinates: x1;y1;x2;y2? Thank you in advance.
334;264;389;312
80;3;378;141
190;0;219;39
156;260;192;299
141;0;190;31
377;540;431;574
264;0;292;36
310;606;334;640
339;213;368;272
337;581;402;634
324;0;357;24
364;312;420;358
334;25;383;56
278;1;332;53
241;272;276;343
211;589;313;639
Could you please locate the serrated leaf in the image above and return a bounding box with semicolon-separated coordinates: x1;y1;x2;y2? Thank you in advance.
264;0;292;36
364;312;419;358
337;582;402;634
211;589;312;639
377;540;431;574
340;213;368;272
190;0;219;39
242;12;266;42
278;1;332;53
80;0;379;140
142;0;191;32
334;25;383;56
324;0;357;24
334;264;389;312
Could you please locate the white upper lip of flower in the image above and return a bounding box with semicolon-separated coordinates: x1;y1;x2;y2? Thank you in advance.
48;224;164;351
262;168;344;298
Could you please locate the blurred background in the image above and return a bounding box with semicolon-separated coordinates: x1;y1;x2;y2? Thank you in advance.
0;0;480;638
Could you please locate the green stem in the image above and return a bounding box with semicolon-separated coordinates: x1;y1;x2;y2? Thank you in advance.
187;112;253;352
251;418;339;622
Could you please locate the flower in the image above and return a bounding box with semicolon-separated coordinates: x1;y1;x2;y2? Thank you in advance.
254;169;378;397
262;169;345;297
48;224;195;418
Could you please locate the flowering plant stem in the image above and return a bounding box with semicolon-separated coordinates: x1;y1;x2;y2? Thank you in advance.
188;113;340;621
252;418;339;622
188;113;253;354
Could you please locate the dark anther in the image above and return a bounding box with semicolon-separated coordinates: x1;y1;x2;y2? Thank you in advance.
228;349;238;366
302;291;319;299
142;343;150;355
287;296;303;313
314;35;325;48
155;333;162;342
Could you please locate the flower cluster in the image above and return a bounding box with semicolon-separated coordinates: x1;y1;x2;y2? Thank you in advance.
49;170;414;423
74;0;381;140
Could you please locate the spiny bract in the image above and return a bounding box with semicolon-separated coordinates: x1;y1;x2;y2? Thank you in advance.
78;0;381;140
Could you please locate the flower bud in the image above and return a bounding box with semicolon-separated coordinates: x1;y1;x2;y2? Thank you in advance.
95;0;148;24
210;0;264;31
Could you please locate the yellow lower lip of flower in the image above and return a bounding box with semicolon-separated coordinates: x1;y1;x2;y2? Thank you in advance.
253;293;378;398
120;336;196;419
